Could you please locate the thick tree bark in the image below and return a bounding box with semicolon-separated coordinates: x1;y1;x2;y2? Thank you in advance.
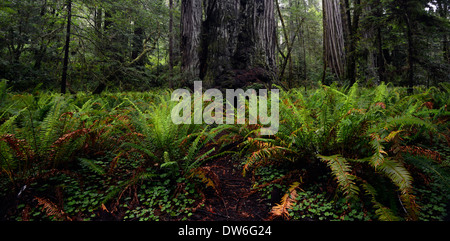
181;0;202;82
339;0;360;84
323;0;346;81
347;0;361;84
198;0;276;89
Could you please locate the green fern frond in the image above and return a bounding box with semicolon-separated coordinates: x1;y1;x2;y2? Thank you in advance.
377;158;413;194
121;142;159;162
38;96;68;155
186;147;215;172
79;158;106;175
347;82;359;102
385;116;436;132
185;128;208;164
374;202;402;221
0;79;7;104
242;138;289;176
361;182;401;221
317;154;360;200
369;135;387;168
0;107;27;134
373;82;388;104
404;154;450;188
125;97;152;138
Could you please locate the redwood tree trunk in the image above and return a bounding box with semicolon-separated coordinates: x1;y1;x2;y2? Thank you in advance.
182;0;277;89
322;0;346;81
181;0;202;82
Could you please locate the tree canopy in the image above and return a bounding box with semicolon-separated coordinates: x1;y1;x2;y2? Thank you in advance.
0;0;448;91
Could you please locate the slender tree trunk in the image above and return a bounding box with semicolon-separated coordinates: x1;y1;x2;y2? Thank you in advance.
169;0;174;88
438;0;450;64
34;1;49;70
302;27;307;81
95;7;102;52
373;0;385;83
405;13;414;93
376;26;385;82
132;27;145;66
61;0;72;94
445;35;450;64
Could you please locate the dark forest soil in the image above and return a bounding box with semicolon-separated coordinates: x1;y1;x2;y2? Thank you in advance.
188;156;271;221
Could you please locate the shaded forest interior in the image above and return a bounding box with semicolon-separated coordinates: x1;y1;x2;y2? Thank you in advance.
0;0;449;92
0;0;450;222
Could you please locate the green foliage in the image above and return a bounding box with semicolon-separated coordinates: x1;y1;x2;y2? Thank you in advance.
0;84;448;221
0;90;224;221
238;83;448;221
122;93;226;178
289;190;374;221
0;0;175;91
317;155;360;200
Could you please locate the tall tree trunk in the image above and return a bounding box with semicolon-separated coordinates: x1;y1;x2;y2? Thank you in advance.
323;0;346;81
376;26;385;82
95;7;103;54
199;0;276;89
348;0;361;84
405;12;414;93
168;0;174;88
373;0;385;83
132;26;145;67
34;0;49;70
359;2;377;85
445;35;450;64
437;0;450;64
276;0;297;83
61;0;72;94
340;0;360;84
181;0;202;83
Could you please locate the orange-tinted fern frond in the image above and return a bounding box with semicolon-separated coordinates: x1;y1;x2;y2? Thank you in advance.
269;182;303;220
0;134;33;161
35;197;72;221
397;145;443;163
242;137;289;176
187;166;221;195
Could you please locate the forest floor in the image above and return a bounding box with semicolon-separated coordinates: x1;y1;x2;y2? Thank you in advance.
1;86;449;222
188;155;270;221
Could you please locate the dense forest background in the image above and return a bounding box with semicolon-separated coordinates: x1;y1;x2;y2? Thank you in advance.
1;0;448;92
1;0;450;222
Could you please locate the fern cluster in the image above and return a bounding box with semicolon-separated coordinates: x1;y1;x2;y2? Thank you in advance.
239;82;449;221
122;92;227;175
0;81;448;221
